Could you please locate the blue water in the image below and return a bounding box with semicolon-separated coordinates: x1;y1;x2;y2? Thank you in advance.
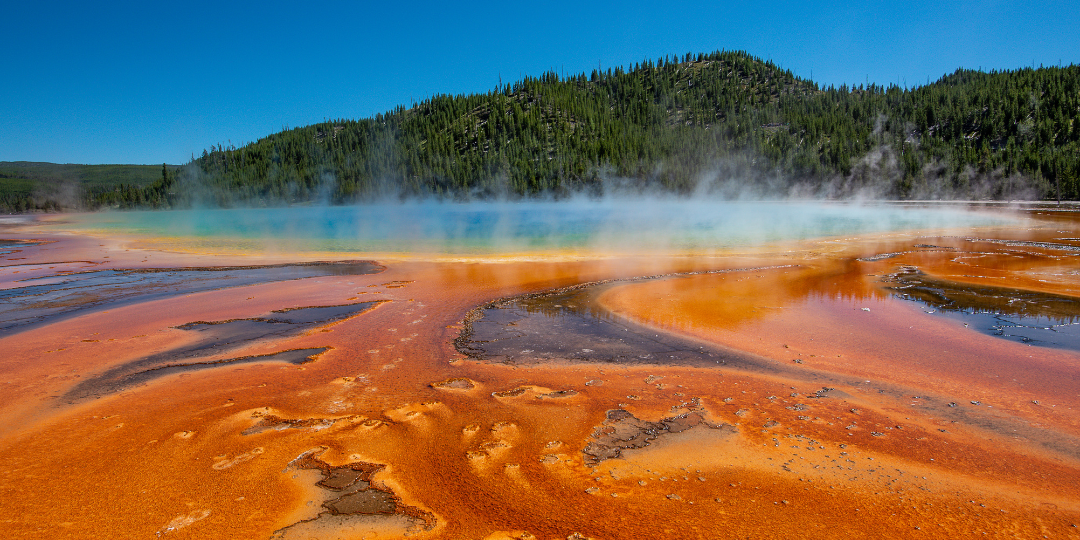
932;309;1080;352
62;200;1014;254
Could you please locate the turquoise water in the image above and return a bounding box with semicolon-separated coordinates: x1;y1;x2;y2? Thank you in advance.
61;200;1014;254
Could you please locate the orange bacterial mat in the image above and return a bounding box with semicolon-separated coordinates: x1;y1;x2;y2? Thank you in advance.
1;209;1079;539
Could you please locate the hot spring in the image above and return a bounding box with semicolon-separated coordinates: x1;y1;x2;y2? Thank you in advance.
4;200;1080;539
48;199;1016;256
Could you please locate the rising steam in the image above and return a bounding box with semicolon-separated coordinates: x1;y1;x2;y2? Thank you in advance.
70;196;1018;258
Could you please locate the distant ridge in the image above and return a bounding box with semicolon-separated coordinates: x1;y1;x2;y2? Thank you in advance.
0;162;175;212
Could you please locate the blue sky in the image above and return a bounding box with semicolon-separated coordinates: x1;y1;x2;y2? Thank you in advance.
3;0;1078;165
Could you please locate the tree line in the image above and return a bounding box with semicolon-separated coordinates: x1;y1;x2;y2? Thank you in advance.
6;50;1078;212
0;162;168;212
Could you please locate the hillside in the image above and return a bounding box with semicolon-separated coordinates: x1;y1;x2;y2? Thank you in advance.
7;50;1080;211
0;162;172;212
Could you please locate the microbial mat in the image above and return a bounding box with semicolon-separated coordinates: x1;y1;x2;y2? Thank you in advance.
1;201;1079;539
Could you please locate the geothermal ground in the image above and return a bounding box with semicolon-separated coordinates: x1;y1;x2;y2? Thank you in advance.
1;207;1079;539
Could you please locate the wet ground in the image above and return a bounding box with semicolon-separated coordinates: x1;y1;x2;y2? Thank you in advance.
0;258;383;332
884;263;1080;350
455;273;790;371
62;301;385;403
1;207;1080;539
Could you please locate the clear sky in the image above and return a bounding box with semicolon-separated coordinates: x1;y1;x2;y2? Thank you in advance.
3;0;1078;165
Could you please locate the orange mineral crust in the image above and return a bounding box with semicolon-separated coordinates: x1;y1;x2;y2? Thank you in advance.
1;214;1080;539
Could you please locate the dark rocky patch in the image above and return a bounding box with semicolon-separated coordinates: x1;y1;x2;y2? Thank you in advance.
242;413;346;436
856;252;908;262
270;448;434;538
492;386;530;398
583;409;736;466
537;390;578;399
965;237;1080;252
430;378;476;390
455;274;785;372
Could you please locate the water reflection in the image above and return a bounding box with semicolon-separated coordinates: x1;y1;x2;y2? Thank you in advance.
0;239;41;255
455;263;887;368
464;235;1080;355
594;262;890;335
885;265;1080;350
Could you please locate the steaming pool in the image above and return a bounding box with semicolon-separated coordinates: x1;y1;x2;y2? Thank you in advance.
50;200;1015;255
5;201;1080;539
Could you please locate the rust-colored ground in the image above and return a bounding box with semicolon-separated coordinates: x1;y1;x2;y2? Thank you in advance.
1;210;1079;539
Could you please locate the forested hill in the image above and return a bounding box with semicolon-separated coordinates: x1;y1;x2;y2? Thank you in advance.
0;162;170;212
26;50;1080;210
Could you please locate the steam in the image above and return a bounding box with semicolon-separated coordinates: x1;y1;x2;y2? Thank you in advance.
172;110;1052;209
99;116;1043;257
73;197;1017;258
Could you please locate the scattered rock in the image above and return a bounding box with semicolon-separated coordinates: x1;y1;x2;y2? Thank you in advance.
243;414;341;436
270;448;434;538
430;378;476;390
582;409;736;466
537;389;578;399
493;386;531;398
